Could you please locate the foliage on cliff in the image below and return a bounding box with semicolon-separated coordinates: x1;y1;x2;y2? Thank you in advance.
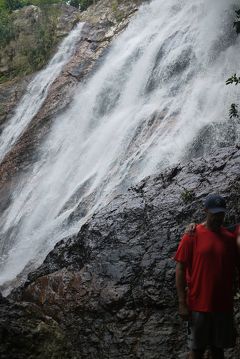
0;10;14;48
0;0;98;14
0;0;102;83
226;9;240;120
0;1;82;84
0;7;58;83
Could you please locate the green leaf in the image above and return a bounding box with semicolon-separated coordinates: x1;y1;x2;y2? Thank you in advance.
229;104;239;119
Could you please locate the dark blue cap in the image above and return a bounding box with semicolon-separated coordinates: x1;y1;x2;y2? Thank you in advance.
204;194;226;214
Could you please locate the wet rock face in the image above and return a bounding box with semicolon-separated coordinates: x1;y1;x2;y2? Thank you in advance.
3;146;240;359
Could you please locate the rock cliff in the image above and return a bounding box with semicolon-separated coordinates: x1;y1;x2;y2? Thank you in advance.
1;146;240;359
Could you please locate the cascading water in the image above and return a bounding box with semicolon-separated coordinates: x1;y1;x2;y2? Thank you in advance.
0;22;84;162
0;0;240;292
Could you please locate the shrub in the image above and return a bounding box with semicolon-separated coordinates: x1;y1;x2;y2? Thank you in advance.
4;0;23;11
20;7;59;72
181;190;196;204
0;9;16;48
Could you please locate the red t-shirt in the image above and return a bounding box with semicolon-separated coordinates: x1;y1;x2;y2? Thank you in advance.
175;224;239;312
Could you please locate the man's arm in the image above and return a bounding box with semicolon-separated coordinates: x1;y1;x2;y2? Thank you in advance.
176;261;190;321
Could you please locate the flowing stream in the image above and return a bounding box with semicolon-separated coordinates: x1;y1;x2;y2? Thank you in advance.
0;0;240;292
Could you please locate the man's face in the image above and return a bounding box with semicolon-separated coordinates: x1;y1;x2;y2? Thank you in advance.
206;211;225;230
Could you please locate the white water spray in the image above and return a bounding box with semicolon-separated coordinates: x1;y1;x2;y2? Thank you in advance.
0;0;240;290
0;22;84;162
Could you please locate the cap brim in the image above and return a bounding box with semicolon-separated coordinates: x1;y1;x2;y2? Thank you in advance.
208;207;226;214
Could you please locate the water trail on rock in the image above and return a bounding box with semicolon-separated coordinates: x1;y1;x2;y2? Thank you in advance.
0;22;84;162
0;0;240;291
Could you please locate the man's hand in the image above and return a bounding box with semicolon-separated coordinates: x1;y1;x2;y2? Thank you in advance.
178;301;190;321
184;222;196;235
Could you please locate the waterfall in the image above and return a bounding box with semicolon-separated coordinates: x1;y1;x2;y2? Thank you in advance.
0;0;240;292
0;22;84;162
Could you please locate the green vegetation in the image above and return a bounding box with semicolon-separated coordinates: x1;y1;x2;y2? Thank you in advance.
226;73;240;119
228;103;239;119
21;9;59;72
0;4;61;82
74;0;96;11
30;0;98;10
226;9;240;120
0;103;5;115
0;0;98;83
0;0;98;81
0;9;15;47
234;9;240;34
181;189;196;204
111;0;124;23
226;73;240;86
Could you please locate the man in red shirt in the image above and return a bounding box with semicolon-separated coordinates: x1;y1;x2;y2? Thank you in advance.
175;194;239;359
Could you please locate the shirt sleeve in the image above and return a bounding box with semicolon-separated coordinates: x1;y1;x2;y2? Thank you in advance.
174;233;193;269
